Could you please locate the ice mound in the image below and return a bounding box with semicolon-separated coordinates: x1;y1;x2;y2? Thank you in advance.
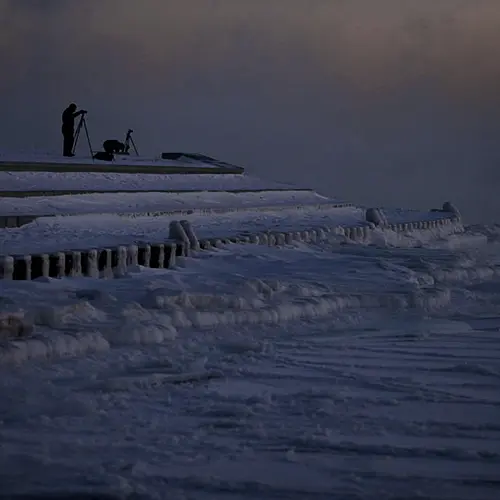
105;302;177;345
20;273;450;363
141;288;266;311
0;330;109;364
366;223;463;248
137;280;451;332
3;278;451;364
432;265;500;284
109;323;176;345
34;301;108;329
0;313;34;340
1;223;484;366
245;278;285;297
0;299;112;363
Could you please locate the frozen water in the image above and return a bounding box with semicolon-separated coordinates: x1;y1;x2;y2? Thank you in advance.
0;223;499;499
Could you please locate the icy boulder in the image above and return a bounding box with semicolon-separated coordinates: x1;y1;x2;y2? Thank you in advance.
431;201;461;220
365;208;387;226
0;296;16;309
442;201;461;219
0;313;34;340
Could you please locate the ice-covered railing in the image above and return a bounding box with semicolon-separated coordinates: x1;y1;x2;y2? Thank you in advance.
0;202;462;282
366;201;461;227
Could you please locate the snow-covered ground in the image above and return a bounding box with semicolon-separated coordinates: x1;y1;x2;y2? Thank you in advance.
1;223;499;499
0;206;360;255
0;172;294;193
0;190;340;218
0;206;456;256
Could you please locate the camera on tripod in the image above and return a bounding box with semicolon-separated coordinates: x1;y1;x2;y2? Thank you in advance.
124;129;138;155
93;128;139;161
70;108;140;162
72;110;92;158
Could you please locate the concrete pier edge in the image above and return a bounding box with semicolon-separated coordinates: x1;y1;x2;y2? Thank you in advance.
0;161;244;175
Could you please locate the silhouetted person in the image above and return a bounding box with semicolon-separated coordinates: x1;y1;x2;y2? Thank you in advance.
61;103;86;157
103;139;126;155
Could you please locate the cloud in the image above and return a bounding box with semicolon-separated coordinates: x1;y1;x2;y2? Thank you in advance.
1;0;499;105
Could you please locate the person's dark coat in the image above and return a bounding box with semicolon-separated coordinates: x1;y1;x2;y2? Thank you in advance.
61;103;85;156
103;139;126;154
62;103;83;134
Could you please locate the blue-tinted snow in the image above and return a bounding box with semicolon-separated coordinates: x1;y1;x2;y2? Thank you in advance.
0;224;499;499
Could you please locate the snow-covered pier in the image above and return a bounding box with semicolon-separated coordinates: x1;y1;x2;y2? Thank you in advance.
0;151;245;175
0;153;462;281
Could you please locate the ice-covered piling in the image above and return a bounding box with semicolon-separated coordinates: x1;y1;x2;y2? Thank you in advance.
127;245;139;267
169;220;190;255
70;251;82;277
0;256;14;280
85;250;99;278
51;252;66;279
139;245;151;268
180;219;201;251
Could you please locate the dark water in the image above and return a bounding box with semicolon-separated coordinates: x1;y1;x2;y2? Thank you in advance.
1;0;499;222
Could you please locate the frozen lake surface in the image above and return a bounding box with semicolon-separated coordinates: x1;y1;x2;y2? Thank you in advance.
1;223;499;499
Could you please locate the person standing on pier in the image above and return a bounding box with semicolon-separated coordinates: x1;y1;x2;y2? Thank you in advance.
61;103;86;157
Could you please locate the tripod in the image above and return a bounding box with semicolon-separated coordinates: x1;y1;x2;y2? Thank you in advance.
72;113;94;160
124;129;139;156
